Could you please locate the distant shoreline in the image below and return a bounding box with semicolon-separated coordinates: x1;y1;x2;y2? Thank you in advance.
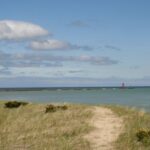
0;86;150;92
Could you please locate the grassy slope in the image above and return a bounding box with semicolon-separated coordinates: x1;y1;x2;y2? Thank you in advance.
0;101;92;150
106;105;150;150
1;101;150;150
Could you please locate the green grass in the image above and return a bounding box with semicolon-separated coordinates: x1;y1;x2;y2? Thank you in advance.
105;105;150;150
0;101;93;150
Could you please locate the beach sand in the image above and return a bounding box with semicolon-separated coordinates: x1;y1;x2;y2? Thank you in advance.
85;106;123;150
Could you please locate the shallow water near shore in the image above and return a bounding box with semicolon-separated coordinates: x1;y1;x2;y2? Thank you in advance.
0;87;150;111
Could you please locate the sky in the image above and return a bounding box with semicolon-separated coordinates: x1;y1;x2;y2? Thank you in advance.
0;0;150;87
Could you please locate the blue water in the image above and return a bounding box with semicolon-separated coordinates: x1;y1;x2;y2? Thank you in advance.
0;87;150;111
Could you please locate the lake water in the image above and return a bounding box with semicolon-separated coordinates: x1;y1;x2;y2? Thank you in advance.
0;87;150;111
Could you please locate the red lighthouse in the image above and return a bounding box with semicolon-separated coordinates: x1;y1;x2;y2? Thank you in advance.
121;82;125;88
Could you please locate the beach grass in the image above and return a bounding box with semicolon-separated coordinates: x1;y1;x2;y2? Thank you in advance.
1;101;150;150
0;101;92;150
106;105;150;150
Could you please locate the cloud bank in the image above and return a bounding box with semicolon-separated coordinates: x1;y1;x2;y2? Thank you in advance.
0;20;49;41
0;51;118;68
0;76;149;87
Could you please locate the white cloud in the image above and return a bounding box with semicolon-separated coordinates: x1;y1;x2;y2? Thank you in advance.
30;39;70;50
0;20;49;41
29;39;92;50
77;55;118;65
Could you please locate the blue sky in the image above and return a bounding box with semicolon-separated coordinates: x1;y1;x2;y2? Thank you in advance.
0;0;150;87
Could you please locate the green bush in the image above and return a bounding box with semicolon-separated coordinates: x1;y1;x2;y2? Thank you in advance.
136;129;150;146
5;101;28;108
45;104;57;113
45;104;68;113
56;105;68;110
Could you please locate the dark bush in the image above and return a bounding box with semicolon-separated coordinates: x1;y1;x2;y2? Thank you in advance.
45;104;57;113
5;101;28;108
56;105;68;110
136;130;148;141
45;104;68;113
136;129;150;145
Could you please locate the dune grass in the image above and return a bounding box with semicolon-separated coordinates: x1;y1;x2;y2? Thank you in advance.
1;100;150;150
106;105;150;150
0;101;92;150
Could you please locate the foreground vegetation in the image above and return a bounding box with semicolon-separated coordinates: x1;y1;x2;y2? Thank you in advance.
0;101;92;150
1;100;150;150
106;105;150;150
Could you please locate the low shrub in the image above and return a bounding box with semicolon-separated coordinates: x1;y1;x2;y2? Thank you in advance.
56;105;68;110
5;101;28;108
45;104;68;113
45;104;57;113
136;129;150;145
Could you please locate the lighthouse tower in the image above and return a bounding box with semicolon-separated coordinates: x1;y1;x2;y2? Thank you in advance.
121;82;125;88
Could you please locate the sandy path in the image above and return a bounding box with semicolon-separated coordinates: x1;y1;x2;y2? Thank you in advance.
85;106;123;150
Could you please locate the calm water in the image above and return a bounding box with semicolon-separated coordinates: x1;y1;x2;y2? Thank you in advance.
0;87;150;111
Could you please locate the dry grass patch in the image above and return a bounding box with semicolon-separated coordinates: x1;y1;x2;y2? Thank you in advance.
105;105;150;150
